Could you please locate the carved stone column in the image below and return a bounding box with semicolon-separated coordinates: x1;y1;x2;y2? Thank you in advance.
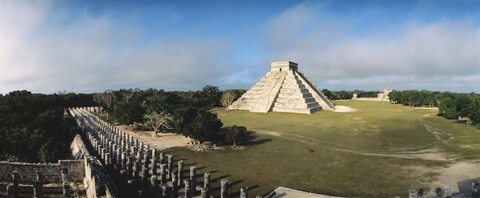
220;179;229;198
189;166;197;192
240;186;248;198
203;172;210;190
184;179;192;198
177;160;184;187
167;155;173;179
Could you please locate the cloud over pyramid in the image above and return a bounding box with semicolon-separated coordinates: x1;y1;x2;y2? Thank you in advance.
229;61;335;114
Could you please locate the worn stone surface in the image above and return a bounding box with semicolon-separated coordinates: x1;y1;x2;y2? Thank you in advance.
229;61;335;114
0;160;85;183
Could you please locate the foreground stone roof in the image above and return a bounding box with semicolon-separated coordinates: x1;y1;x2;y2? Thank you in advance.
268;187;343;198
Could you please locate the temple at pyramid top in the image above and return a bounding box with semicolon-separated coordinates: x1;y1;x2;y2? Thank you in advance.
228;61;335;114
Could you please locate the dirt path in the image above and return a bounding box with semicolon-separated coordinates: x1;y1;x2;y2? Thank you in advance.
333;105;357;113
419;113;453;145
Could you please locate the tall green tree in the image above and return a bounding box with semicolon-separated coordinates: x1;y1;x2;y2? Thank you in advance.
438;96;457;119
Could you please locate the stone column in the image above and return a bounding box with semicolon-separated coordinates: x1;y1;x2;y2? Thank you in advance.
184;179;192;198
142;166;149;185
151;157;157;176
240;186;248;198
171;171;178;198
12;171;18;197
177;160;184;187
137;149;143;169
101;148;106;162
203;172;210;190
61;168;69;181
121;152;127;170
160;163;167;185
161;184;169;198
33;181;43;198
105;153;111;167
201;187;210;198
220;179;229;198
63;182;70;198
150;175;158;195
7;184;14;198
159;152;165;164
116;148;122;169
133;160;140;182
151;148;156;161
34;171;44;198
189;166;196;192
167;155;173;179
136;150;143;168
127;155;134;176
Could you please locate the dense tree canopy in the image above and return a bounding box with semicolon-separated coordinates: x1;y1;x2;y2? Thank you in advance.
0;90;95;162
388;90;480;124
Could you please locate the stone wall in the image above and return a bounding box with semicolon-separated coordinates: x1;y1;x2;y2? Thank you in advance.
0;159;85;183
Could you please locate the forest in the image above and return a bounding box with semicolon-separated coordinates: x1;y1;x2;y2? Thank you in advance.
388;90;480;124
0;90;96;162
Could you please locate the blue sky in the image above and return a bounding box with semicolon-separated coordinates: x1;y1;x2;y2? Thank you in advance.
0;0;479;94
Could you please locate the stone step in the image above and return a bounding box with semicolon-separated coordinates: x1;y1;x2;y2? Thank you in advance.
278;88;311;94
273;101;320;109
277;92;313;98
272;106;321;114
275;97;316;104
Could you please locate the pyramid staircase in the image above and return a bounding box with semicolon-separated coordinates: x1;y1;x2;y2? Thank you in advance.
229;61;335;114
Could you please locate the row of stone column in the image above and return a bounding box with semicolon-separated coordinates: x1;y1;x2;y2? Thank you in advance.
5;169;72;198
69;108;251;198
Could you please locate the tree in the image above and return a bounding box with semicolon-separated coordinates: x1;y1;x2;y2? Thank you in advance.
438;96;457;119
113;101;145;126
455;95;472;117
220;91;237;107
144;111;175;135
225;125;248;147
199;85;222;107
93;90;115;120
321;89;334;100
178;108;223;142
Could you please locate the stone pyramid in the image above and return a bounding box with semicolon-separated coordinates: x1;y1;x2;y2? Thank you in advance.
228;61;335;114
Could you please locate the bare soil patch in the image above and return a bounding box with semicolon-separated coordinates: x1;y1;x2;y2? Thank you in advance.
333;105;357;112
117;125;193;150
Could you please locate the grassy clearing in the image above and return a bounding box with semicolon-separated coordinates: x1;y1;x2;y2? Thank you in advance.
166;100;480;197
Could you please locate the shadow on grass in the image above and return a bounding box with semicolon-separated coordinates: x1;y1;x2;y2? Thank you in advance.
241;131;272;146
226;179;244;197
218;128;272;147
195;166;206;171
248;184;260;191
184;162;197;166
211;174;230;183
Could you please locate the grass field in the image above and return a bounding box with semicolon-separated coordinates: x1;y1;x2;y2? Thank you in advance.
166;100;480;197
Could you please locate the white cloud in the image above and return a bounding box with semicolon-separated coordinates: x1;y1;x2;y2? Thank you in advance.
266;2;480;92
0;1;234;94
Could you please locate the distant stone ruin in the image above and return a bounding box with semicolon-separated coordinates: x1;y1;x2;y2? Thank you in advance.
229;61;335;114
352;88;392;101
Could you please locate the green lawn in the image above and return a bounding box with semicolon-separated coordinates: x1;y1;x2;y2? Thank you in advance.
166;101;480;197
